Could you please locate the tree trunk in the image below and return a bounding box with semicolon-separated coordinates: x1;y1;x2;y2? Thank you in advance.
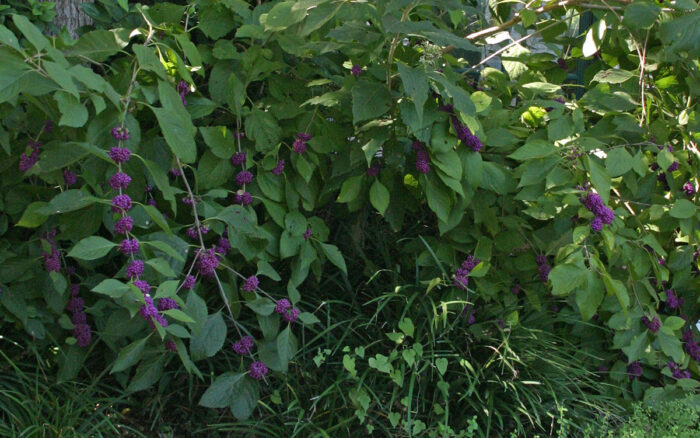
41;0;94;38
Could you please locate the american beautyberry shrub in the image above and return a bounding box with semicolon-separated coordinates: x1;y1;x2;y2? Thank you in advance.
0;0;698;426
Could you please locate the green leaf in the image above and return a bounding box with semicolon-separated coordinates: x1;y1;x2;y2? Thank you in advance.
92;279;130;298
199;372;259;420
369;180;390;215
435;357;448;376
143;240;185;262
605;148;634;177
669;199;696;219
263;1;307;31
352;81;392;124
246;298;276;316
398;63;428;125
583;19;606;57
12;14;49;51
16;202;48;228
622;333;648;363
592;69;635;84
245;109;281;152
277;326;297;366
603;275;630;309
658;329;684;363
67;30;128;62
111;336;150;373
337;175;364;203
284;211;307;237
200;126;236;159
298;312;320;324
623;2;661;29
0;24;21;52
44;61;79;97
133;44;166;79
549;264;587;296
163;309;195;323
398;318;414;337
575;272;605;321
320;243;347;274
141;204;172;235
54;91;88;127
508;140;557;160
520;9;537;27
190;312;227;361
521;82;561;94
664;316;686;331
146;258;176;277
198;150;234;189
68;237;117;260
585;156;611;204
153;80;197;163
127;357;164;393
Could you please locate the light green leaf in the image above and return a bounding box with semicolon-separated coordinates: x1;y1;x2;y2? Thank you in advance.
669;199;696;219
111;336;150;373
352;81;392;124
17;202;48;228
605;147;634;177
190;312;227;360
337;175;364;203
369;180;390;215
54;91;88;127
320;243;347;274
68;237;117;260
153;80;197;163
92;279;130;298
398;62;428;125
623;2;661;29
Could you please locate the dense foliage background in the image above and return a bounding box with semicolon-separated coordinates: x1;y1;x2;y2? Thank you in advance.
1;0;699;436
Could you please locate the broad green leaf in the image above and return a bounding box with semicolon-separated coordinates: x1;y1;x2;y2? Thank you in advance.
369;180;390;215
623;2;661;29
132;44;166;78
67;30;128;62
54;91;88;127
92;279;130;298
246;297;276;316
508;140;557;160
549;264;587;296
585;156;611;204
320;243;347;274
575;272;605;321
17;202;48;228
277;326;297;367
190;312;227;360
352;81;392;124
669;199;696;219
592;69;635;84
263;1;307;31
245;109;281;152
337;175;364;203
200;126;237;159
153;80;197;163
606;147;634;176
398;62;428;125
68;237;117;260
111;336;150;373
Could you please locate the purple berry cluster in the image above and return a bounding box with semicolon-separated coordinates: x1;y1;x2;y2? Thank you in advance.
249;361;269;380
536;255;551;283
454;255;480;290
626;361;643;380
177;80;189;106
351;64;362;77
682;182;696;197
136;279;168;329
231;151;246;166
19;139;42;173
666;289;684;309
232;335;255;355
275;298;300;323
111;127;130;141
641;315;660;333
440;104;483;151
234;190;253;206
41;229;61;272
183;275;196;290
667;361;690;379
580;192;614;232
303;227;312;240
197;248;219;277
683;331;700;362
272;159;285;175
242;275;259;293
293;132;312;154
412;141;430;174
366;162;381;177
66;284;91;347
63;169;77;186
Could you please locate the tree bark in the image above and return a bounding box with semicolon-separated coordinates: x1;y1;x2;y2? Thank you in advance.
41;0;94;38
